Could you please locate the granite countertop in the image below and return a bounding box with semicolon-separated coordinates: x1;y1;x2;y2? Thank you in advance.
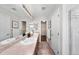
0;33;39;55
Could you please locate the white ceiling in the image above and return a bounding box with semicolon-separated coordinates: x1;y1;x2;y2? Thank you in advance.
24;4;59;19
0;4;60;20
0;4;30;19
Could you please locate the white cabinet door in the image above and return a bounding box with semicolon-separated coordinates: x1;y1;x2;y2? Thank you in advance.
51;9;61;55
71;8;79;54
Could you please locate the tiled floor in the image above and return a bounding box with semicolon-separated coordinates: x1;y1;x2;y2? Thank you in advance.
37;41;55;55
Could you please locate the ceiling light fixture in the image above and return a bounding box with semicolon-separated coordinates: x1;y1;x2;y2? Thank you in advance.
11;8;16;11
22;4;33;18
42;6;46;10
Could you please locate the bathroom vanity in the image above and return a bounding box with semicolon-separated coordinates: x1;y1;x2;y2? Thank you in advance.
0;33;39;55
0;35;25;53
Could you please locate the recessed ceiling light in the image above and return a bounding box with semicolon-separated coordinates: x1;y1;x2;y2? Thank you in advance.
11;8;16;11
41;7;46;10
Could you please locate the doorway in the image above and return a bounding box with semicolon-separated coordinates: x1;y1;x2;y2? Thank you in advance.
21;21;26;36
41;21;47;41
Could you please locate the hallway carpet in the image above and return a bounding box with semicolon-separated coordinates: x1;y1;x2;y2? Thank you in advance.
37;41;55;55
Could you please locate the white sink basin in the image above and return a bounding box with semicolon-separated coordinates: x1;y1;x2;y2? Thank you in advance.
0;38;15;45
20;37;35;45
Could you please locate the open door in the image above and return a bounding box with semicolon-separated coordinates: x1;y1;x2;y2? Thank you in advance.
41;21;47;41
21;21;26;36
